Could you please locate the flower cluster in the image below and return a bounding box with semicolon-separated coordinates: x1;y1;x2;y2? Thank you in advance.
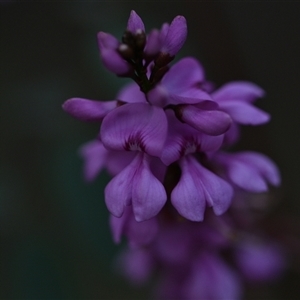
63;11;285;300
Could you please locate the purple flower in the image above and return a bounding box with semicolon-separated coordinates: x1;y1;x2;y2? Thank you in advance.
104;152;167;221
100;102;167;157
211;81;269;145
63;11;284;300
213;151;281;193
171;155;233;221
148;57;232;135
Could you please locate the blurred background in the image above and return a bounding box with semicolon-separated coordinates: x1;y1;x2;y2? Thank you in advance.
1;1;300;299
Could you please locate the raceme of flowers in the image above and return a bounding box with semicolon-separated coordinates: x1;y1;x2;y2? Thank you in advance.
63;11;285;300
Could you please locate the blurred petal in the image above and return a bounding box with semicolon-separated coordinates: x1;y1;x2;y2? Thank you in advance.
220;100;270;125
100;48;132;75
234;152;281;187
216;151;280;192
144;29;161;56
62;98;117;121
97;31;119;50
212;81;265;103
79;140;108;181
117;82;147;103
235;239;286;282
184;253;242;300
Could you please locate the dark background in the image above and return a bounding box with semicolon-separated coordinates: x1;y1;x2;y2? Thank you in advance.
1;1;300;299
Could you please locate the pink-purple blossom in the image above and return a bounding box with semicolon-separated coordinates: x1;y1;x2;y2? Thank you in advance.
62;10;285;300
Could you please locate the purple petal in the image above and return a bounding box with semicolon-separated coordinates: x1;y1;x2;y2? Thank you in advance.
212;81;265;103
184;253;242;300
161;16;187;56
235;239;286;282
171;158;206;221
234;151;281;187
79;140;108;182
148;86;213;109
109;207;131;243
144;29;161;56
101;103;167;157
187;156;233;215
127;10;145;33
216;151;280;192
223;122;241;147
161;110;223;165
100;48;132;75
109;205;159;247
117;82;147;103
116;248;154;285
97;31;119;50
162;57;206;94
127;213;159;247
106;150;136;176
179;104;232;136
132;155;167;221
104;153;141;217
219;100;270;125
62;98;117;122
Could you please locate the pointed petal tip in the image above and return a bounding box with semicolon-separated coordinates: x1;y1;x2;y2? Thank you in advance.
127;10;145;33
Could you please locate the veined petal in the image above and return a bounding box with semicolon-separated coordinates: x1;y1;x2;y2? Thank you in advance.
161;16;187;56
117;82;147;103
171;158;206;221
101;103;167;157
212;81;265;103
188;156;233;216
62;98;117;122
79;139;108;182
219;100;270;125
104;153;141;217
127;10;145;33
132;154;167;221
179;104;232;136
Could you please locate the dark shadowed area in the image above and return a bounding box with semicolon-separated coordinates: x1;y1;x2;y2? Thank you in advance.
1;2;300;299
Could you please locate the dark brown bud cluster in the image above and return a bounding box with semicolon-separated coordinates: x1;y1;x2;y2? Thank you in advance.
117;29;175;94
